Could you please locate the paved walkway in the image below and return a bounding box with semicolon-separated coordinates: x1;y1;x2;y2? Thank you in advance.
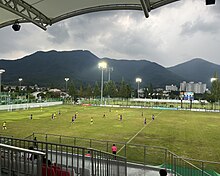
128;167;160;176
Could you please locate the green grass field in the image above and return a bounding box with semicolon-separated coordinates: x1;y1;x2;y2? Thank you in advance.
0;105;220;169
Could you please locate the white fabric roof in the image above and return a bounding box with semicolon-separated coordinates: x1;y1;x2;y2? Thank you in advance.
0;0;180;30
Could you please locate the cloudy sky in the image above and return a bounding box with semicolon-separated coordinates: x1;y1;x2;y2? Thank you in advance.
0;0;220;67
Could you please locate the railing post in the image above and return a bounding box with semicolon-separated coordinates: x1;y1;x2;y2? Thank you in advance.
106;156;109;176
16;151;20;175
164;149;167;169
37;154;43;176
45;134;47;142
0;148;2;175
9;149;12;176
201;161;204;176
117;159;120;176
124;143;127;158
173;156;176;176
144;146;146;165
82;149;85;176
106;141;109;152
74;137;76;146
91;150;94;176
125;157;127;176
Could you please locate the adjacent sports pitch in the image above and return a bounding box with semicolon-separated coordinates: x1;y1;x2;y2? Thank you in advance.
1;105;220;164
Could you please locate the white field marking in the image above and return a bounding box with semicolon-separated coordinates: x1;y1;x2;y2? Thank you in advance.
117;111;163;153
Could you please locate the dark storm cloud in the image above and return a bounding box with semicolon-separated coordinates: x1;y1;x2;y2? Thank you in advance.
59;10;162;60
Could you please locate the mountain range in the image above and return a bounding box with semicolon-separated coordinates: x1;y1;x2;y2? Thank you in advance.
0;50;219;88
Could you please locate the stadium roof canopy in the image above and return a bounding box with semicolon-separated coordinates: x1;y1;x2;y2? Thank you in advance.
0;0;180;30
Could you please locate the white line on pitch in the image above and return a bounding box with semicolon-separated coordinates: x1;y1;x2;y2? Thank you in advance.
118;111;163;153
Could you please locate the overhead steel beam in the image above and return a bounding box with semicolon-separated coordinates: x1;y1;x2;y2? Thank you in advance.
0;18;28;29
151;0;180;10
0;0;51;30
140;0;150;18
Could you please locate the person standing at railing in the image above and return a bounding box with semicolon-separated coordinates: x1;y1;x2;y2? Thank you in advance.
112;144;117;159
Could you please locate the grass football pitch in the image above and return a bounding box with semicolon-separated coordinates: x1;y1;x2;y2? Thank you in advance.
0;104;220;167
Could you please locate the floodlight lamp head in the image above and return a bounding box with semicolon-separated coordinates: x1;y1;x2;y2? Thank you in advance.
0;69;5;74
12;21;21;31
98;62;107;69
65;78;69;81
210;78;217;82
19;78;23;82
136;78;142;83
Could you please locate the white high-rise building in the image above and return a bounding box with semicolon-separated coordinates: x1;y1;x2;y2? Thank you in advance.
186;82;194;92
180;81;186;91
179;81;206;94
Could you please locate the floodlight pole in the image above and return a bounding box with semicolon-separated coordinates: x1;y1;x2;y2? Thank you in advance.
108;67;113;82
98;62;107;105
136;78;142;98
65;78;69;93
18;78;23;91
0;69;5;95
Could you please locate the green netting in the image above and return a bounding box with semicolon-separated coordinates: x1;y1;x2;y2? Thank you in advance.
161;164;220;176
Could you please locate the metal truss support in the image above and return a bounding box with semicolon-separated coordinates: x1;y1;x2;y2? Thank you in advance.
140;0;150;18
151;0;180;10
0;0;51;30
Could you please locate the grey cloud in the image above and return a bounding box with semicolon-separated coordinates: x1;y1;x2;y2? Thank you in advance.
60;11;162;59
1;0;220;67
211;1;220;14
47;23;70;43
0;24;38;57
180;18;220;36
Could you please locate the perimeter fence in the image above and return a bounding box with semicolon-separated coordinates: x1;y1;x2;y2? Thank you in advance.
0;135;127;176
25;132;220;176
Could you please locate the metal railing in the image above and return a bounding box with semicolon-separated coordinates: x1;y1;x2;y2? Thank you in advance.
0;136;127;176
28;132;220;176
0;143;45;176
165;151;212;176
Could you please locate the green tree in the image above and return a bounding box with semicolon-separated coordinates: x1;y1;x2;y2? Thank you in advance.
210;72;220;103
118;80;130;99
85;84;93;98
93;82;100;98
79;84;84;98
68;82;77;99
108;81;117;98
